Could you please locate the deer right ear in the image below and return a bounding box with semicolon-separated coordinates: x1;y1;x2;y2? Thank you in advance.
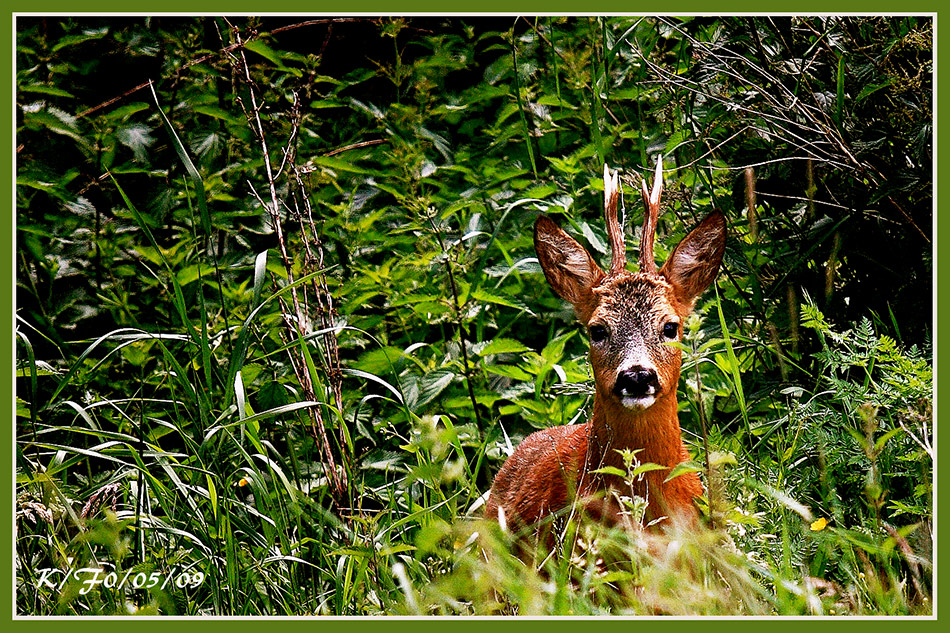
534;215;605;309
660;211;727;308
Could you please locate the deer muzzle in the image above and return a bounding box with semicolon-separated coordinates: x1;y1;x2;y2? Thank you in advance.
612;366;660;410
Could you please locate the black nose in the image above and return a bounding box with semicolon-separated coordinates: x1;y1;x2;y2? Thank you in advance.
613;367;659;398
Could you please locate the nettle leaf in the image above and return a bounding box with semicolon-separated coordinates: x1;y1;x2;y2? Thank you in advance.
470;288;532;314
243;39;301;76
22;105;85;145
19;84;75;98
50;27;109;53
482;364;534;382
579;220;608;256
116;124;156;162
176;264;217;287
591;466;627;478
306;155;375;175
408;370;455;411
473;338;529;357
540;330;577;365
352;346;406;375
103;102;150;121
193;131;223;163
666;460;704;482
192;105;245;128
631;462;669;478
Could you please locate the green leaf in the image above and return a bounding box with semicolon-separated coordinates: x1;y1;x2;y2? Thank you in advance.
116;123;155;162
473;338;529;357
176;264;217;287
252;251;268;308
243;39;300;75
590;466;626;478
470;288;528;312
483;364;534;381
411;370;455;410
666;460;703;482
631;462;668;478
206;474;218;522
51;27;109;52
541;330;576;365
309;99;345;110
102;102;150;121
193;104;245;127
234;370;246;421
855;79;894;104
19;84;75;98
352;346;405;375
305;155;374;175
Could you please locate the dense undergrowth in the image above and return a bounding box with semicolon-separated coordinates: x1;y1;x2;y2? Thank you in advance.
16;16;932;615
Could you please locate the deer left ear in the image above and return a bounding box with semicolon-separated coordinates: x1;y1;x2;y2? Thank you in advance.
660;211;726;307
534;214;606;310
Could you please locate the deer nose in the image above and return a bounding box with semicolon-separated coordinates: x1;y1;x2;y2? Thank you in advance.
613;367;659;399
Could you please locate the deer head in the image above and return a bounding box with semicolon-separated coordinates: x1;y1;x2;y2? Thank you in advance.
534;159;726;412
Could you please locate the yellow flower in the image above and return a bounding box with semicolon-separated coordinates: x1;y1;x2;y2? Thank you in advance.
238;477;249;488
810;517;828;531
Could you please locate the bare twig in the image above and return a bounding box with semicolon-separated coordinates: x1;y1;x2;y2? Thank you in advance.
287;91;346;447
625;17;931;246
233;25;347;503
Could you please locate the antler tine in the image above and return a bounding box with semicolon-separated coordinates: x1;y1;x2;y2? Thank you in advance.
638;155;663;274
603;164;625;277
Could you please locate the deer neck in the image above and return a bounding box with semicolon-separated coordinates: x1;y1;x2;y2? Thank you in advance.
585;391;684;475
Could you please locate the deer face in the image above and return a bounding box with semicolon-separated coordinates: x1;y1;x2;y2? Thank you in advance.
587;273;683;411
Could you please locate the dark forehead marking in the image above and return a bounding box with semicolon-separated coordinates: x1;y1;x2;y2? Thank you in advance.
587;272;677;322
592;271;672;298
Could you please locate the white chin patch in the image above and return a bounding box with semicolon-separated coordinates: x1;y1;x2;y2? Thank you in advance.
620;395;656;411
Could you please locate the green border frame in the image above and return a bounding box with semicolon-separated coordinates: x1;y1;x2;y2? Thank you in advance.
3;1;945;14
7;4;942;627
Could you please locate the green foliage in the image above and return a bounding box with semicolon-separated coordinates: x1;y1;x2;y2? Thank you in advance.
16;16;931;615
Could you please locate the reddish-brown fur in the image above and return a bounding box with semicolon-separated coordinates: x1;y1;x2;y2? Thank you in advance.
485;161;726;534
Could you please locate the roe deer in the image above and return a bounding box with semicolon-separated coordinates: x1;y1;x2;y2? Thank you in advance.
485;159;726;534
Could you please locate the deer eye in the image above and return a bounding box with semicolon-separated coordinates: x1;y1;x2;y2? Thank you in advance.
589;324;608;343
662;321;679;340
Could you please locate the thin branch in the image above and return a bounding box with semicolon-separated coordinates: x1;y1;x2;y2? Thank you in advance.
426;210;484;434
235;25;346;502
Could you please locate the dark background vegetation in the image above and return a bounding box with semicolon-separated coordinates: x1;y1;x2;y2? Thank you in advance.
16;16;932;615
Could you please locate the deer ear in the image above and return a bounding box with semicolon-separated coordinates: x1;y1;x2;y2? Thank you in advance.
534;215;605;310
660;211;726;307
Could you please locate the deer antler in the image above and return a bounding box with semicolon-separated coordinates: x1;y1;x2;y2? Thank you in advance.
603;164;624;277
638;155;664;274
